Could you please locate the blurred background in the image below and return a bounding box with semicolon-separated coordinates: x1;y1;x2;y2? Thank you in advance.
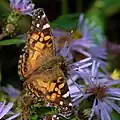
0;0;120;90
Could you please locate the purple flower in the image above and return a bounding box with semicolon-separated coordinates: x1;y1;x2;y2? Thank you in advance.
1;84;20;98
51;14;111;120
77;14;104;44
52;16;108;96
9;0;35;15
70;14;107;70
70;60;120;120
0;102;20;120
53;14;107;72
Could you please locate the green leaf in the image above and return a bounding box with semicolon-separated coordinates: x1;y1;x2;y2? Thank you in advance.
87;0;120;16
86;0;120;30
51;13;80;31
0;0;10;20
29;106;59;120
85;1;106;44
111;111;120;120
0;39;25;46
103;0;120;16
85;0;120;44
86;2;106;31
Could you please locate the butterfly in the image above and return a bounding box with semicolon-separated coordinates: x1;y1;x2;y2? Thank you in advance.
18;8;73;119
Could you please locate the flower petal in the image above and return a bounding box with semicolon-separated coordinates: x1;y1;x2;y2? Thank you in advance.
0;102;13;119
9;0;34;15
0;102;5;113
88;98;97;120
6;112;21;120
104;99;120;114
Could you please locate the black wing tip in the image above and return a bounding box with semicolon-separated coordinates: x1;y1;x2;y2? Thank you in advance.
32;8;45;17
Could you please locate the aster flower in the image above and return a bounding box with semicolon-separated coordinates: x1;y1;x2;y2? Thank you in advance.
53;14;107;75
1;84;20;98
71;14;107;68
67;15;108;80
77;14;104;44
53;16;108;97
0;102;20;120
70;60;120;120
9;0;35;15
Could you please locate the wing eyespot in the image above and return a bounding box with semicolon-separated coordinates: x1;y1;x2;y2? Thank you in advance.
24;68;28;72
46;40;52;47
30;83;33;87
25;53;29;58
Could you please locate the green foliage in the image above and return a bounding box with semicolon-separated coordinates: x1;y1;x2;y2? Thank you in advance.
0;92;8;101
85;3;106;44
51;0;120;33
0;39;25;46
51;13;80;31
86;0;120;44
87;0;120;17
29;105;59;119
103;0;120;15
111;111;120;120
0;0;10;20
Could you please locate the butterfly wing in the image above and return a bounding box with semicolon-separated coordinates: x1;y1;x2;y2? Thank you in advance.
25;56;73;118
18;8;55;79
18;8;73;119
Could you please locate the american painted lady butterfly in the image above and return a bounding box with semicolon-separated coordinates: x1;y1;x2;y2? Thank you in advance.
18;8;73;119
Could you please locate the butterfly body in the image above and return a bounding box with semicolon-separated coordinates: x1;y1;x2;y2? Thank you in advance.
18;8;73;119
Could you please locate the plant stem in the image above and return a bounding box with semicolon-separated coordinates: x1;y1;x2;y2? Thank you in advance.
61;0;68;15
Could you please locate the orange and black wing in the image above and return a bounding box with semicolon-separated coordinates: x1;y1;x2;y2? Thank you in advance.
25;57;73;118
18;8;55;79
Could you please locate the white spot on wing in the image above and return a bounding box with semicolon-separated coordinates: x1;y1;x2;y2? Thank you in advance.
36;24;40;27
62;91;69;98
42;13;46;18
38;15;40;18
42;23;50;29
60;101;63;105
69;103;72;106
53;115;57;118
56;117;59;120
